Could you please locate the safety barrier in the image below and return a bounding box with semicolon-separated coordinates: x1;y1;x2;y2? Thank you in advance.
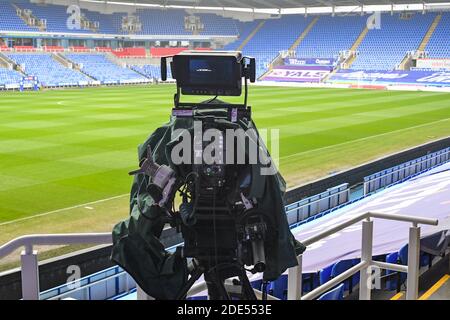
285;183;349;225
286;211;438;300
363;147;450;195
40;265;135;300
0;233;112;300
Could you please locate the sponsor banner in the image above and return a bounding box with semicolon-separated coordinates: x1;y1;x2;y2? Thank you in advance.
263;66;331;83
285;57;336;66
328;70;450;86
416;58;450;70
276;65;333;71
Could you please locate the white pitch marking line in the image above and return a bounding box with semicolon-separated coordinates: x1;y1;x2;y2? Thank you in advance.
277;118;450;161
0;194;128;227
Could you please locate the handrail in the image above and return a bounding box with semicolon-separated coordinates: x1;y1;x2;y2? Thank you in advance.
287;211;438;301
0;211;439;300
301;211;437;247
0;233;112;257
0;232;112;300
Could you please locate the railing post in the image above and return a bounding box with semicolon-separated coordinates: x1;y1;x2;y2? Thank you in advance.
21;247;40;300
359;219;373;300
287;255;302;300
406;225;421;300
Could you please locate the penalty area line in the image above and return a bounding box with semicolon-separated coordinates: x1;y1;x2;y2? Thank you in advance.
0;194;129;227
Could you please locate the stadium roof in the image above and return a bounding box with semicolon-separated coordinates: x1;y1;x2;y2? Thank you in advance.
92;0;450;9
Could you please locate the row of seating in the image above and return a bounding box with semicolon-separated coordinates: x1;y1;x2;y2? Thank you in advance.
6;53;90;86
296;15;367;59
0;1;38;32
352;13;436;70
4;1;242;36
64;54;148;84
237;15;314;78
426;12;450;58
0;67;24;86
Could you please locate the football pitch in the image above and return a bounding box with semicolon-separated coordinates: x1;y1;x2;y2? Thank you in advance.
0;84;449;249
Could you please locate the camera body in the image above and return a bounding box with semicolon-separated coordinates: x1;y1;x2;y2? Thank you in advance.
128;51;271;299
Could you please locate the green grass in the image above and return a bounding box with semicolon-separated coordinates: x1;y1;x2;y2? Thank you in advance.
0;85;449;249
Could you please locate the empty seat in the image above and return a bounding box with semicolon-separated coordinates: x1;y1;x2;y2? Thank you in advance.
317;283;345;300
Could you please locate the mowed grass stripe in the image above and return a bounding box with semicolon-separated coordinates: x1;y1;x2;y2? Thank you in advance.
0;85;449;223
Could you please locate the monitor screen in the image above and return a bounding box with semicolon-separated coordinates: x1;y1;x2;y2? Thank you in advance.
188;58;234;86
172;53;242;96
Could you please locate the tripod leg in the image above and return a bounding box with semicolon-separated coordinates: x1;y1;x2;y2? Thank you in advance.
238;270;257;300
205;269;231;300
175;265;204;300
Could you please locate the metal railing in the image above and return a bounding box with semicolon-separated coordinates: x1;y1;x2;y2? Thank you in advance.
47;269;133;300
363;147;450;195
285;183;349;225
0;211;439;300
0;233;112;300
40;265;135;300
287;211;438;300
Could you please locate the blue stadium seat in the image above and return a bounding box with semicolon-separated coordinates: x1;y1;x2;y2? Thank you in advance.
268;274;288;300
352;13;436;70
0;68;23;86
0;2;38;32
296;15;367;59
331;259;356;292
317;283;345;300
65;54;148;84
385;252;403;291
130;64;172;80
6;53;90;87
237;15;313;78
426;13;450;58
250;279;262;291
398;244;432;269
302;272;320;294
319;264;334;285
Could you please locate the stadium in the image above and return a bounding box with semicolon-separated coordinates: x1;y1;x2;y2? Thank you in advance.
0;0;449;304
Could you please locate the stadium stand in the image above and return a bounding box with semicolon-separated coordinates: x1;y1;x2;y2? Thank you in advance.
238;15;313;77
16;1;94;34
6;53;90;86
0;1;38;32
135;8;190;36
130;64;170;79
352;13;436;70
65;53;148;84
81;10;124;34
223;21;261;51
0;67;23;86
196;13;239;36
426;12;450;58
295;15;367;59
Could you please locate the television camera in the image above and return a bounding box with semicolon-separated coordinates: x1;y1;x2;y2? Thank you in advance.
115;51;300;300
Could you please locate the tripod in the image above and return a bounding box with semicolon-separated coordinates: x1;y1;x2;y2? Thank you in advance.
175;260;257;300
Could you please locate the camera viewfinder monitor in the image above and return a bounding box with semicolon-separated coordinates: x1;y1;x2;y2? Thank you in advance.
171;51;244;96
